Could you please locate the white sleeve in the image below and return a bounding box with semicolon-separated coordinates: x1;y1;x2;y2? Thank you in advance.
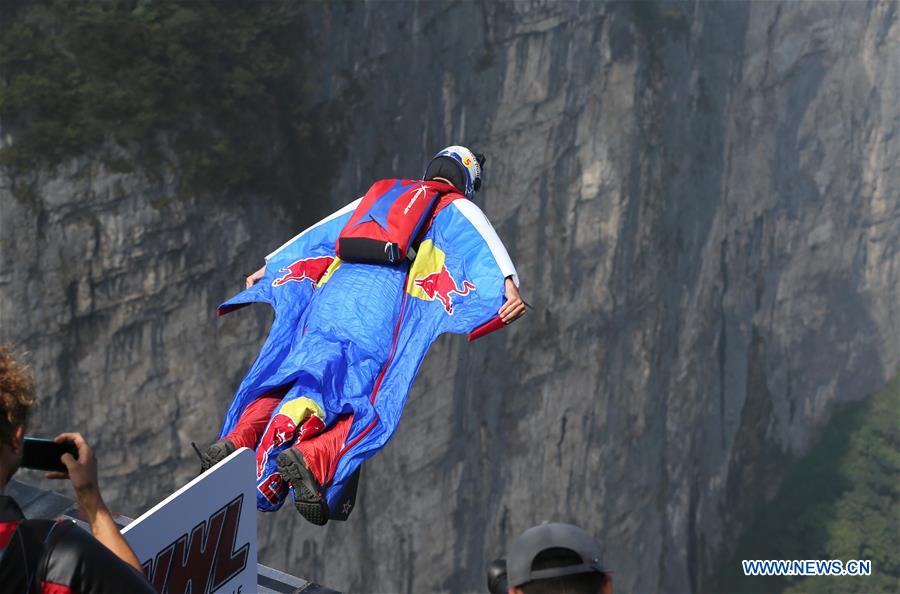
451;199;520;287
265;198;363;262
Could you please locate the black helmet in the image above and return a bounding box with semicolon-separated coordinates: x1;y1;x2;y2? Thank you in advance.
423;145;486;198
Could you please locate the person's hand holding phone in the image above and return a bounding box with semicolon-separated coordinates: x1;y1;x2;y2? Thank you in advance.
46;432;105;520
44;432;142;571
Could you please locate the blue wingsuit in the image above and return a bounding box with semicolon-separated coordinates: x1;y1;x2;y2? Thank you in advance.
217;186;518;516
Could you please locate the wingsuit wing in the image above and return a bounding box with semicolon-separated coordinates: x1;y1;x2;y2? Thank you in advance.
217;199;361;437
322;198;518;511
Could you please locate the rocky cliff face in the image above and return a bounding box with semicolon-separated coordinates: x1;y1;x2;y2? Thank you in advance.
1;1;897;593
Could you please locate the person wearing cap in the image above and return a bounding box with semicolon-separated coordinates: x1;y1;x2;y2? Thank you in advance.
202;146;526;525
505;523;612;594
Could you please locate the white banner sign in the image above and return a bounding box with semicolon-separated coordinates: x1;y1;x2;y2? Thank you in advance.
122;448;257;594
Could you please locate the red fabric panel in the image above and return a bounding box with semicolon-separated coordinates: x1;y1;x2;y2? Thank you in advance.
40;582;74;594
468;315;506;342
295;415;354;487
224;388;286;449
429;190;465;220
0;520;20;549
341;179;397;241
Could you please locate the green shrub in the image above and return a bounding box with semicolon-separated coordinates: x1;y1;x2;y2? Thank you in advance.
712;375;900;594
0;0;307;194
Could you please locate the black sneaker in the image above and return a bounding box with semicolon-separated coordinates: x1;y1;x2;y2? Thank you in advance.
199;439;236;473
276;448;329;525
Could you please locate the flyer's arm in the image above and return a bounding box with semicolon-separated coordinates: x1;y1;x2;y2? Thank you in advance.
451;199;519;286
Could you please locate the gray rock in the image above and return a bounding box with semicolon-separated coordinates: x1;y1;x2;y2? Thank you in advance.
1;1;897;593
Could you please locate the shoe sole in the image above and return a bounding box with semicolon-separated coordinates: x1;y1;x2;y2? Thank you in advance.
276;449;329;526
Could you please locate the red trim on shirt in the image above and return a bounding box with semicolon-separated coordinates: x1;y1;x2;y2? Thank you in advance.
0;520;21;549
41;581;75;594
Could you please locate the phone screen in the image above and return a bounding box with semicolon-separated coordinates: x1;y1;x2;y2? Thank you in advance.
21;437;78;473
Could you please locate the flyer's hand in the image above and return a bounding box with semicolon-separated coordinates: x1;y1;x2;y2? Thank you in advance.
499;277;526;324
246;264;266;289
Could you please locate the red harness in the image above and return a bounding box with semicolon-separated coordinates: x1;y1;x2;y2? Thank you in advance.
337;179;463;263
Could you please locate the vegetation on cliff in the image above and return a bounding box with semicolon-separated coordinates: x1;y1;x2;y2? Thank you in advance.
0;0;311;195
714;374;900;593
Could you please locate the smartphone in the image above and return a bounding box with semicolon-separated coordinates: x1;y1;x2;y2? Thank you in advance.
22;437;78;473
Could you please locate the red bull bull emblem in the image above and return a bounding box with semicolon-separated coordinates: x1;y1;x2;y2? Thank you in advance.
406;240;476;315
272;256;334;287
413;264;476;315
256;413;297;477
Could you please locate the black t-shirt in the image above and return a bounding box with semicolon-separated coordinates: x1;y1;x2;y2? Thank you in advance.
0;495;156;594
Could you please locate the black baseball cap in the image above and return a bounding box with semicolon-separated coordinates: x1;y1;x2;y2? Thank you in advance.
507;523;608;587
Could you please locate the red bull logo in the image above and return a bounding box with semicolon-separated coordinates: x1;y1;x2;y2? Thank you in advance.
257;471;288;506
255;413;324;506
297;413;325;439
256;413;297;477
407;239;476;315
272;256;334;287
255;397;326;506
413;266;475;315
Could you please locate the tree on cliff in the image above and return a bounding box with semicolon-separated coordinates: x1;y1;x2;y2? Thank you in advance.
0;0;307;194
